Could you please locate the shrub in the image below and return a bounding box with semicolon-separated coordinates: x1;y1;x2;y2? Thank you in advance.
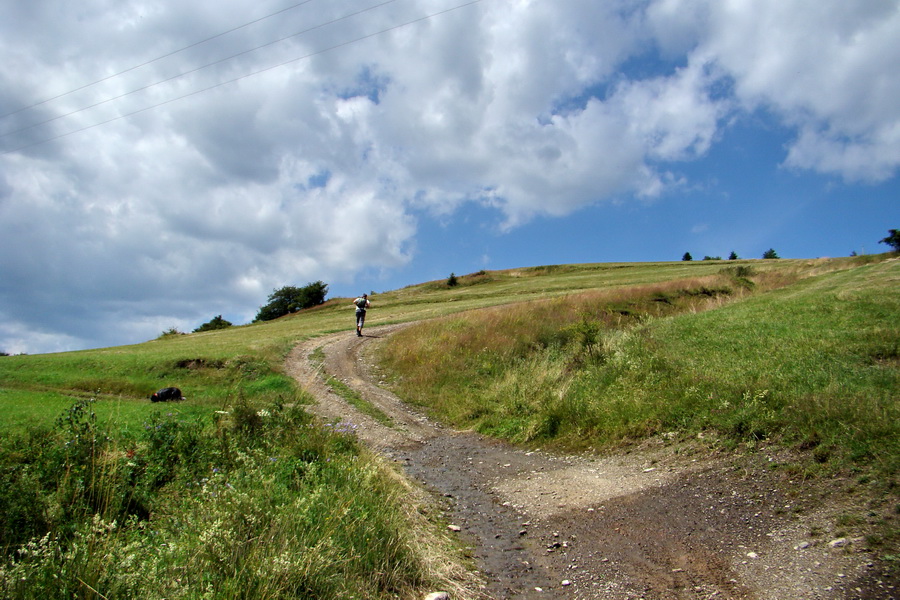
194;315;233;333
568;314;604;362
157;326;184;339
141;410;209;488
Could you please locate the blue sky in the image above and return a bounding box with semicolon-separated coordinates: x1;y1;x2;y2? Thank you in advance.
1;0;898;354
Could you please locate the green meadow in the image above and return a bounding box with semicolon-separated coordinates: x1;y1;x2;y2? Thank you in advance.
381;258;899;471
1;255;897;598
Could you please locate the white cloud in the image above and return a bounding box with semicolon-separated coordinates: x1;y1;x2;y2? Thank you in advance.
1;0;897;352
669;0;900;182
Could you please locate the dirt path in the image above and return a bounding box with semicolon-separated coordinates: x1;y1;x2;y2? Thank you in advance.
285;325;896;600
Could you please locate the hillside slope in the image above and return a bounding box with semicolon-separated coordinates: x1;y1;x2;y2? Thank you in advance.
1;256;895;599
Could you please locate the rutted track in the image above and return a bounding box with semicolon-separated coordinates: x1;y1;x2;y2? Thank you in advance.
285;325;896;600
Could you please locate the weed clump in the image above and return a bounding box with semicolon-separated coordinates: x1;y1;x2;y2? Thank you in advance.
0;397;451;599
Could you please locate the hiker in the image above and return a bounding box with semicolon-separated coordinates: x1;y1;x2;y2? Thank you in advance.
353;294;371;336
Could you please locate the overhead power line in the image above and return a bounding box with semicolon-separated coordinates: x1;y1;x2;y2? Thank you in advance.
1;0;399;140
1;0;483;156
0;0;320;121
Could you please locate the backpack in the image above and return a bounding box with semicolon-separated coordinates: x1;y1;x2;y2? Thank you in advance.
355;298;367;309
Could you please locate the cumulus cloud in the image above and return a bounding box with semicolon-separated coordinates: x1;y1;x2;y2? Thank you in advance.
0;0;897;352
661;0;900;181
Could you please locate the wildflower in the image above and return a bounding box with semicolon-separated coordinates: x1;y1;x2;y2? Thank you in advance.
333;420;359;435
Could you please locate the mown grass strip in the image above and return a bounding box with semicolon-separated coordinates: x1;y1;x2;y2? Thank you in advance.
309;347;394;427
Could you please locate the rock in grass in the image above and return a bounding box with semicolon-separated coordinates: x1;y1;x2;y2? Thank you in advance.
424;593;450;600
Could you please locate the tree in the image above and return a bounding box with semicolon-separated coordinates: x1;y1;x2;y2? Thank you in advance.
879;229;900;252
304;280;329;306
447;272;459;287
682;252;693;261
762;248;780;259
194;315;232;333
254;281;329;322
728;251;738;260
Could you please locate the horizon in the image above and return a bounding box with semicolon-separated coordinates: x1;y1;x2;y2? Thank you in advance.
4;253;890;356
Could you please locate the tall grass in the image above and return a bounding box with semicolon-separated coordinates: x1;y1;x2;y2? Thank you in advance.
379;260;899;479
380;271;769;427
0;396;467;599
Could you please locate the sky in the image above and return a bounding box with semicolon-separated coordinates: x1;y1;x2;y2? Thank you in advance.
1;0;898;355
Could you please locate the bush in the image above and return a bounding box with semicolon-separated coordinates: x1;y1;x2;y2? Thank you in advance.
141;410;209;489
194;315;233;333
157;326;184;339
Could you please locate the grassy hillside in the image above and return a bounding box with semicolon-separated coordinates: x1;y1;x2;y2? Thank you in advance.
380;258;898;471
0;258;796;433
377;255;899;561
1;255;897;597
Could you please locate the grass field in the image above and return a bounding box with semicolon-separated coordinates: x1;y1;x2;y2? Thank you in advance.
1;255;897;597
0;258;794;432
379;258;898;471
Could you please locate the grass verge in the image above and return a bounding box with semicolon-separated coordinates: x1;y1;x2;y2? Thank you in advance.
0;397;465;599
